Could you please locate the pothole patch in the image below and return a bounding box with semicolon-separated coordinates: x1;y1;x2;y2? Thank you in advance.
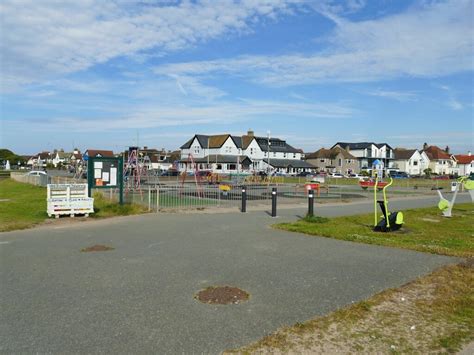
81;244;114;252
195;286;249;305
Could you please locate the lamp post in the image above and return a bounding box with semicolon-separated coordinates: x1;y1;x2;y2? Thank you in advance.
267;131;271;175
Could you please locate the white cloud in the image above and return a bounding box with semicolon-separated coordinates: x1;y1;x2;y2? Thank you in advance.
4;99;356;133
365;89;418;102
154;0;473;85
0;0;302;91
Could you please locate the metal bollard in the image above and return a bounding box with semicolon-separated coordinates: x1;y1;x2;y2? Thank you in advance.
271;187;277;217
241;186;247;213
308;189;314;217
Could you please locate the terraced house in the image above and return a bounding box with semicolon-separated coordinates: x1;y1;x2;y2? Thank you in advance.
180;130;313;174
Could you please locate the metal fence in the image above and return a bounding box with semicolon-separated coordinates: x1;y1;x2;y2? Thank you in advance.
92;183;353;212
10;172;86;186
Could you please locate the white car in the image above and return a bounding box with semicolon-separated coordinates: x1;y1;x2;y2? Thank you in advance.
26;171;48;176
330;173;344;178
347;173;362;179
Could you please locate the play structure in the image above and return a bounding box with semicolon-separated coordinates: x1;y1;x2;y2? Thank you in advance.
123;147;151;193
437;176;472;217
180;153;204;197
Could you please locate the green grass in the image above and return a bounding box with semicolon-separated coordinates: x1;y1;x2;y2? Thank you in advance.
275;203;474;257
0;179;48;231
0;179;148;232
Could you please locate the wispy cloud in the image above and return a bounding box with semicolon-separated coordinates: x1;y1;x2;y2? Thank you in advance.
365;89;418;102
4;99;356;133
0;0;302;91
154;0;473;86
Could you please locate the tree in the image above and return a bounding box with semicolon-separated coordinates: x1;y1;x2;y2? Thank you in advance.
423;168;432;177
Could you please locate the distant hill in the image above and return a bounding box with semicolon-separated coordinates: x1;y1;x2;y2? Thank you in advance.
0;149;26;164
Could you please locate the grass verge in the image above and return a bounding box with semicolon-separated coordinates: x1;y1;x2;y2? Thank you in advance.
275;203;474;258
226;261;474;354
0;179;47;231
0;179;147;232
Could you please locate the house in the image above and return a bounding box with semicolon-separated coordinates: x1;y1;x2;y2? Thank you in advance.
305;147;358;174
179;130;312;174
123;147;175;171
331;142;395;172
83;149;115;160
70;149;83;166
392;149;428;176
51;149;72;167
28;151;52;168
453;153;474;176
422;145;456;175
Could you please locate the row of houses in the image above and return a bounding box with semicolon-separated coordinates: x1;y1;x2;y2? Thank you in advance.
27;148;180;172
23;131;473;177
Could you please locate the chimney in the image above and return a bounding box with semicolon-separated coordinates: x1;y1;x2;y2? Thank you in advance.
247;129;254;137
445;146;450;154
143;146;148;150
423;142;428;150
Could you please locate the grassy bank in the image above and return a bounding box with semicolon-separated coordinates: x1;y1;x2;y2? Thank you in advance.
227;261;474;354
0;179;47;231
0;179;147;232
275;203;474;257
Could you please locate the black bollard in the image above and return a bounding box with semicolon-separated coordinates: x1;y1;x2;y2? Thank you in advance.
308;189;314;217
271;187;277;217
241;186;247;213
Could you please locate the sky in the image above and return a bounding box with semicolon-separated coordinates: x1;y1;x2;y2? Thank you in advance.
0;0;473;155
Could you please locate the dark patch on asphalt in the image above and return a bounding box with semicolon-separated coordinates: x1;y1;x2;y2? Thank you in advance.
81;244;114;252
195;286;250;305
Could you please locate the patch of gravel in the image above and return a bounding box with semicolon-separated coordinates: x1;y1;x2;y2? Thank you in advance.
195;286;249;305
81;244;114;252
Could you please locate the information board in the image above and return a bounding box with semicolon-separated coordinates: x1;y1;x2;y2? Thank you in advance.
87;156;124;204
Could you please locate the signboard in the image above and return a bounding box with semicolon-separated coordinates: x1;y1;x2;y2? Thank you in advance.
47;183;94;218
87;156;124;204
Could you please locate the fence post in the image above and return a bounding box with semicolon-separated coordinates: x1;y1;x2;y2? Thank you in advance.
271;187;277;217
308;189;314;217
156;187;160;211
148;187;151;211
241;186;247;213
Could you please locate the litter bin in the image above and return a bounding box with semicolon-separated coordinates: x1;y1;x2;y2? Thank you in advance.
451;182;458;192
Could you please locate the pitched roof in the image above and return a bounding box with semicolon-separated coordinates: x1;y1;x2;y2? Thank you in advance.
393;148;418;160
454;155;474;164
37;151;51;159
263;158;315;169
305;147;356;160
332;142;393;150
85;149;114;158
255;137;300;153
423;146;450;160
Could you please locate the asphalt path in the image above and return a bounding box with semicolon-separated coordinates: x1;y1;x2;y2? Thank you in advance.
1;195;468;354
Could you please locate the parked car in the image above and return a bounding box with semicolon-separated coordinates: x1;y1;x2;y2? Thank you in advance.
347;173;362;179
297;171;313;177
330;173;344;178
26;171;48;176
432;175;450;180
160;170;179;176
390;171;409;179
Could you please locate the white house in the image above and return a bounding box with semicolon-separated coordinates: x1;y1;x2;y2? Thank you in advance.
454;153;474;176
180;131;313;174
393;149;425;176
423;145;456;175
331;142;395;172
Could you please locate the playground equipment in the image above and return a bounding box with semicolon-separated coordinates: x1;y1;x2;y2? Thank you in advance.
123;147;151;193
437;176;470;217
180;153;204;197
373;176;404;232
464;174;474;201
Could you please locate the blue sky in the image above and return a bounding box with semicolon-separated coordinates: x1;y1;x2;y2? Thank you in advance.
0;0;473;155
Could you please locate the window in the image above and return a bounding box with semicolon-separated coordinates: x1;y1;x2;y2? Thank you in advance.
250;148;254;155
320;159;325;163
283;153;287;158
229;164;236;170
273;152;276;157
338;159;342;166
414;161;418;166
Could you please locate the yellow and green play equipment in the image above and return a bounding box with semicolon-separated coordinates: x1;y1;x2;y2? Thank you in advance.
436;176;470;217
464;174;474;201
373;175;404;232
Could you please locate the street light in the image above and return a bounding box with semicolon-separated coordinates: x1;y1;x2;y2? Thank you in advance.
267;131;271;175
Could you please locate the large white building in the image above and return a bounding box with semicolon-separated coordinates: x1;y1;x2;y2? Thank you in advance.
331;142;395;172
179;131;314;174
393;149;430;176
